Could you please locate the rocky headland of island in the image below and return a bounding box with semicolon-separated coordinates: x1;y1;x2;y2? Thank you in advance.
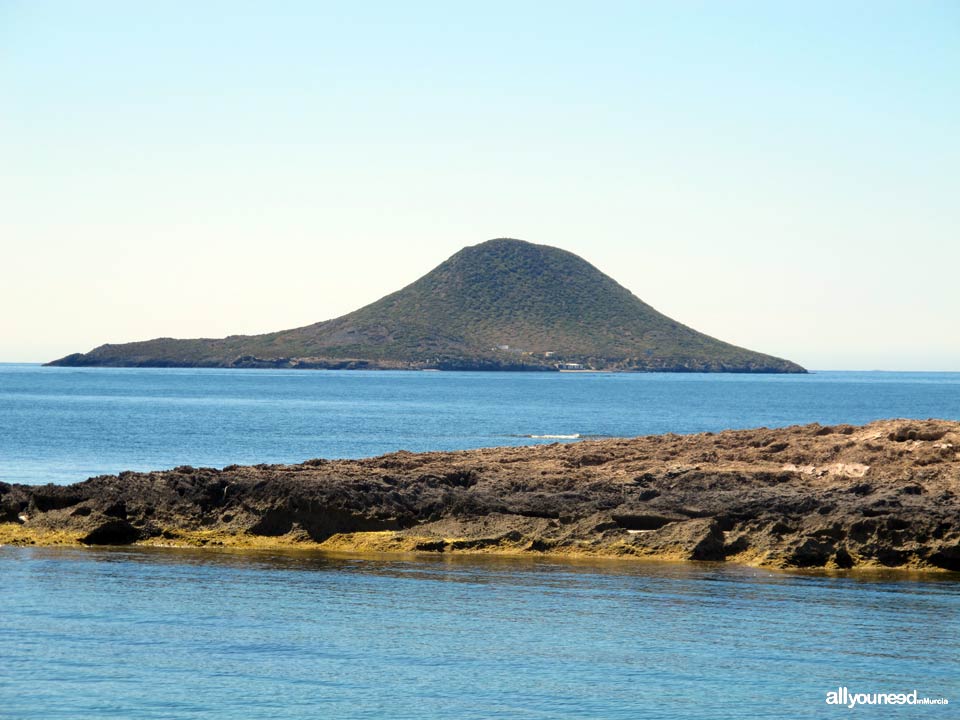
2;419;958;572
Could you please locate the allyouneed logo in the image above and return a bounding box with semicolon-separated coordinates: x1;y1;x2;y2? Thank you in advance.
826;687;949;708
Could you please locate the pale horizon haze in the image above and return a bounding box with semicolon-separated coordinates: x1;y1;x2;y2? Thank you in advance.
2;1;957;370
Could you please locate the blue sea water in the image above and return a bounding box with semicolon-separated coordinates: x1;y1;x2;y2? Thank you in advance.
1;548;957;719
1;364;958;486
2;364;958;718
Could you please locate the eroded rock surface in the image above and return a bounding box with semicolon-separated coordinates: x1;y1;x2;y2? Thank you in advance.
2;419;958;571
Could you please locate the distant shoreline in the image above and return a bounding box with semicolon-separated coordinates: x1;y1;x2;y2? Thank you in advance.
8;362;960;373
45;356;806;374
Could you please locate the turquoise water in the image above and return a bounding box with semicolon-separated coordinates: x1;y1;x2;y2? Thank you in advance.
2;365;958;717
1;364;958;485
2;547;957;719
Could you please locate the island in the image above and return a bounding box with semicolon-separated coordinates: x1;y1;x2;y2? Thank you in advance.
2;419;957;571
48;238;804;373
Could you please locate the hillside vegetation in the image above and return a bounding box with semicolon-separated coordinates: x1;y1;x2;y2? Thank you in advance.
49;239;804;373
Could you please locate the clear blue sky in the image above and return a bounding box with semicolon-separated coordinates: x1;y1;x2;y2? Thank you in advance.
2;1;957;369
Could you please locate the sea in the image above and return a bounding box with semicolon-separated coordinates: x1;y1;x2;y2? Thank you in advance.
1;364;958;718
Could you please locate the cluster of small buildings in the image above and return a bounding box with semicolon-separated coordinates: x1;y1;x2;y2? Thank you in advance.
491;344;585;370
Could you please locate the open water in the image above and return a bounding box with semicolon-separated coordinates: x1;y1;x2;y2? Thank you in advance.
1;365;957;717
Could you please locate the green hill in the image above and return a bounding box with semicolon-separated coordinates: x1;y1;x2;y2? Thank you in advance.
48;238;805;373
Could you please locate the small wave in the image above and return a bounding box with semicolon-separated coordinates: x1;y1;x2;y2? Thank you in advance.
503;433;614;441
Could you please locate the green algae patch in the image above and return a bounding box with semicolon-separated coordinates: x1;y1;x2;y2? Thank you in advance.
135;528;325;550
0;523;85;546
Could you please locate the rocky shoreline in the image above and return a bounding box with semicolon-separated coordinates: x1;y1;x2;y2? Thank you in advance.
47;354;800;373
2;419;958;572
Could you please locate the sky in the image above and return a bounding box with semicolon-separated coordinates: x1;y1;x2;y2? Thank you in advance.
1;1;957;370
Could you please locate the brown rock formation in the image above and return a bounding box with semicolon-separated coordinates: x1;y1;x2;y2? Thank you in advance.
2;419;958;571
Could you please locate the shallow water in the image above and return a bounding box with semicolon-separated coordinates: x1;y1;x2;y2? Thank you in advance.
3;365;958;717
1;547;957;719
2;364;958;485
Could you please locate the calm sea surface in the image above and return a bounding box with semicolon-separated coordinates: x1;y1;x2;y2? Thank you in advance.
2;365;958;718
1;364;958;486
1;548;957;719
